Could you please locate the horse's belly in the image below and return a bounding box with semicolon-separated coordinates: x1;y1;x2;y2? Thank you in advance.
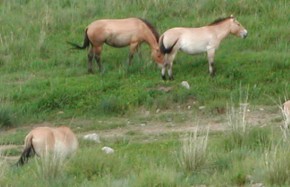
180;44;207;55
105;34;132;47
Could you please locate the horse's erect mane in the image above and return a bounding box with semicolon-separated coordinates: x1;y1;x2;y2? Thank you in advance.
138;18;160;42
208;16;233;26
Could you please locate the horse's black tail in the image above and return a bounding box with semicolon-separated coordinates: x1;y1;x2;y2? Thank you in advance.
67;28;90;50
159;35;178;54
16;135;35;166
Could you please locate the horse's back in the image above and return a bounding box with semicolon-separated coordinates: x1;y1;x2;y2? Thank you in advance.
28;127;55;156
53;126;78;156
28;126;78;157
88;18;143;33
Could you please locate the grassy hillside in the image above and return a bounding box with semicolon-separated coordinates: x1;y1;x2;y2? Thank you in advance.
0;0;289;125
0;0;289;186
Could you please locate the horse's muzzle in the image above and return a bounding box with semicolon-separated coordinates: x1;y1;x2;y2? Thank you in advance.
242;30;248;39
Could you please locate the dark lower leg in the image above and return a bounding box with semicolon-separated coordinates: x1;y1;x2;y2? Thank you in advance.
95;55;102;72
209;62;215;77
168;68;174;81
161;65;167;80
88;53;94;73
128;53;134;65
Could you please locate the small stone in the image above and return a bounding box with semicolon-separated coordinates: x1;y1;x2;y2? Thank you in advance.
102;146;114;154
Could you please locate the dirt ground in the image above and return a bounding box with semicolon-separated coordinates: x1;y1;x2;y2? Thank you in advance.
0;105;284;162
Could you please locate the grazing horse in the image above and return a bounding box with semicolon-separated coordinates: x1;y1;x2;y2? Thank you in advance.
159;15;248;80
283;100;290;128
16;126;78;166
68;17;164;73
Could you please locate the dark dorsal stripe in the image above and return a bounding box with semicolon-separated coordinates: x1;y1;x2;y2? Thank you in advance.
138;18;160;42
208;16;233;26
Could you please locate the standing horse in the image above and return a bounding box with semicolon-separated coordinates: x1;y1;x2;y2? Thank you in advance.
16;126;78;166
68;17;164;73
159;15;248;80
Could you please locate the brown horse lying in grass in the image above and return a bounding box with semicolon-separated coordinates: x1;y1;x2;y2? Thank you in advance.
68;17;164;73
159;15;248;80
17;126;78;166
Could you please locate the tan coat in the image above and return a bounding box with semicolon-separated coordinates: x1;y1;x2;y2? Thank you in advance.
17;126;78;166
283;100;290;126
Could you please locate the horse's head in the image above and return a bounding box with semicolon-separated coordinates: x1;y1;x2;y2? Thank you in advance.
229;15;248;39
152;48;164;65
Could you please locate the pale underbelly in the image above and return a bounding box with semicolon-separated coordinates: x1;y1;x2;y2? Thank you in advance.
179;39;215;55
180;43;217;55
105;35;134;48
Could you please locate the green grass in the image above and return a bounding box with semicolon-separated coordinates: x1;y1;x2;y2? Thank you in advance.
0;0;289;186
0;0;289;123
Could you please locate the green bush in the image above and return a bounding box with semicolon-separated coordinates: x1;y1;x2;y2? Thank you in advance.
0;108;15;129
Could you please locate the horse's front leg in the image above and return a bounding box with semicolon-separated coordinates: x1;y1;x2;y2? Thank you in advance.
95;55;102;72
93;45;103;73
128;42;139;65
207;49;216;77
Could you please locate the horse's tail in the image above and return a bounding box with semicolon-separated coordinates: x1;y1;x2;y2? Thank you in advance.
159;35;178;54
67;28;90;50
16;134;35;166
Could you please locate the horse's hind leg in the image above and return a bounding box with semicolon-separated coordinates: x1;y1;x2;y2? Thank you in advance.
161;64;167;80
161;54;169;80
207;49;216;77
167;53;177;81
161;54;175;81
167;62;174;80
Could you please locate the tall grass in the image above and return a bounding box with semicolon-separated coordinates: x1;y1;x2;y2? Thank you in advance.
34;153;67;180
177;127;209;173
263;143;290;185
0;158;8;181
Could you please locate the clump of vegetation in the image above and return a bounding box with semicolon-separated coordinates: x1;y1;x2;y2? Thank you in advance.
0;158;8;181
263;144;290;185
0;107;15;129
35;153;67;181
224;100;272;151
177;127;209;173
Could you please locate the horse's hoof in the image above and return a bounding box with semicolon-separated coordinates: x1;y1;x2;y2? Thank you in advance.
88;69;94;74
210;71;216;77
169;76;174;81
162;75;167;81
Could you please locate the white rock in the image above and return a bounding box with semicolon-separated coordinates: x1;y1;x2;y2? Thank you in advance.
83;133;101;143
102;146;114;154
199;106;206;110
181;81;190;89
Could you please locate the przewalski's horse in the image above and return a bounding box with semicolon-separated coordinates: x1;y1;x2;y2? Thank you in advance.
283;100;290;128
68;17;164;73
159;15;248;80
16;126;78;166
